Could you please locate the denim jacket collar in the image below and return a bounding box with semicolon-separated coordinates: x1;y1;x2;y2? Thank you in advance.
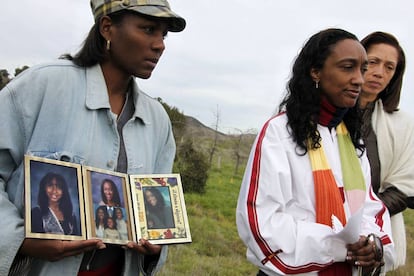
85;64;152;125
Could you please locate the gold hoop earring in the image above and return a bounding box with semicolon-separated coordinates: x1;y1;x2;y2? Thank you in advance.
106;40;111;51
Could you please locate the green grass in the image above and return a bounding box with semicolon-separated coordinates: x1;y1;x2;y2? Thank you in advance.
388;210;414;275
158;143;414;275
158;164;257;275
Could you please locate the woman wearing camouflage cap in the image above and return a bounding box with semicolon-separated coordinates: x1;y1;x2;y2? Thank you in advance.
0;0;185;275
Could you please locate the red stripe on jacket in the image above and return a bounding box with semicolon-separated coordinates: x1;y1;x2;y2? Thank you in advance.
245;113;332;274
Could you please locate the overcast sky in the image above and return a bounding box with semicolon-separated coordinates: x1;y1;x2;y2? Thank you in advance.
2;0;413;133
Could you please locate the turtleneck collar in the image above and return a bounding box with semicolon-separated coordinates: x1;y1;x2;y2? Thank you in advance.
318;97;348;128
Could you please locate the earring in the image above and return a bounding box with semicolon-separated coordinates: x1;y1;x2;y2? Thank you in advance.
315;80;319;89
106;40;111;51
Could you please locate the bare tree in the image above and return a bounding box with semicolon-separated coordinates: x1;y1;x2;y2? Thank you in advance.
208;105;220;166
232;128;256;175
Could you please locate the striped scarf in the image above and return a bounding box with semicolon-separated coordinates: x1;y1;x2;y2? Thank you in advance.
308;99;366;275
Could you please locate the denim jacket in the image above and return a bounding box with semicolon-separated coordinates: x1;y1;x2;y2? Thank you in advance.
0;60;175;275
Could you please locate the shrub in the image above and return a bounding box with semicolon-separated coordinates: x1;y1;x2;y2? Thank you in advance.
174;138;209;194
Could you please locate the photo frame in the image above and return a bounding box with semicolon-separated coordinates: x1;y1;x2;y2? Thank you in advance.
24;155;86;240
24;157;191;245
130;174;192;245
82;166;136;245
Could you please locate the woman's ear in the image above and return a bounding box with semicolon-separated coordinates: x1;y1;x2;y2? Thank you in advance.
310;68;320;83
99;15;113;41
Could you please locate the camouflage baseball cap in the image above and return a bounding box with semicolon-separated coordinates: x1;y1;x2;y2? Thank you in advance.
90;0;186;32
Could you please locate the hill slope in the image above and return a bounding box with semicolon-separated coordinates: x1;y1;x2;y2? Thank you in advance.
181;115;256;166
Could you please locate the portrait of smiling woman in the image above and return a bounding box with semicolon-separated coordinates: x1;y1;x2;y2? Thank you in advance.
144;187;175;229
94;205;109;239
98;178;122;217
31;172;79;236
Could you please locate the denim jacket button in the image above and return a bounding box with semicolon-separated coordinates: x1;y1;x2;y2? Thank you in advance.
107;160;114;168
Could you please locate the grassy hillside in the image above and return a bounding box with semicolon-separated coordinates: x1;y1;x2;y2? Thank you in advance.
158;164;257;275
158;120;413;275
158;167;413;275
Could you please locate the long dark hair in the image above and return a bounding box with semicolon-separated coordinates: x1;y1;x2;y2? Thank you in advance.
60;10;129;67
95;205;109;228
360;31;405;113
144;187;166;211
38;172;73;219
279;28;364;154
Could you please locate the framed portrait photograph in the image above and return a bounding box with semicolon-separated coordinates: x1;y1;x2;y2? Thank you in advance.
82;166;136;244
130;174;192;245
24;155;86;240
24;156;191;245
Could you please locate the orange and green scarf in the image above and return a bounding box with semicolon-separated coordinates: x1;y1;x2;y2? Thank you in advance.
308;99;366;275
309;121;366;226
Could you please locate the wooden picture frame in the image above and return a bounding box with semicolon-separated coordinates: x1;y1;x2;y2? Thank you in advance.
82;166;136;245
24;155;86;240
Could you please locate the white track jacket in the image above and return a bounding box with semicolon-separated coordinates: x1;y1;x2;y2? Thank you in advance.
236;113;395;275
